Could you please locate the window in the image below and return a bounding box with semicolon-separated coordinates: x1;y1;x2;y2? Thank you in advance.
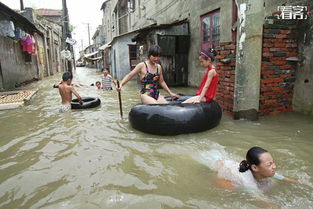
24;52;32;63
201;10;220;50
128;45;137;71
128;0;135;12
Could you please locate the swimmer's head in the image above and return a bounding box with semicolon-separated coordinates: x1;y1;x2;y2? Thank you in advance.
95;81;101;89
62;72;73;84
239;147;276;178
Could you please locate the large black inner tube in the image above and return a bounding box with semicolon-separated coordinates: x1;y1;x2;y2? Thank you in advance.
129;95;222;135
71;97;101;109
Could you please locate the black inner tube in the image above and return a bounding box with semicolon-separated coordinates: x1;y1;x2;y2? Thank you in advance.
71;97;101;109
129;95;222;135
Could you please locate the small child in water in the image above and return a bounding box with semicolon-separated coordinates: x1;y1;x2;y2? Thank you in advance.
101;68;116;90
58;72;83;112
95;81;102;90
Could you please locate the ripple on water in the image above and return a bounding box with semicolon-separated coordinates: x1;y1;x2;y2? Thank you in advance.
0;68;313;209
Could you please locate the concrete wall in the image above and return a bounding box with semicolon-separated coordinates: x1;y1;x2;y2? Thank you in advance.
51;30;62;74
233;0;264;120
34;33;46;79
110;33;135;80
0;35;38;90
294;22;313;115
102;1;112;43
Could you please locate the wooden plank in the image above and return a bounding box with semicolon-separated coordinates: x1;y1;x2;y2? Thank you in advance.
0;102;24;110
24;88;38;101
0;89;38;106
0;91;20;96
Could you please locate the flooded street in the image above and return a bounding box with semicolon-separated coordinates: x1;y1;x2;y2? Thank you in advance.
0;67;313;209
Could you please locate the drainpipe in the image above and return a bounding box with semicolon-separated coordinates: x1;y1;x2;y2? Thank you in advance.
44;32;51;77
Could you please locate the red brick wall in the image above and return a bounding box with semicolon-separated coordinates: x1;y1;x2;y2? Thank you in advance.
215;42;236;115
260;20;298;115
215;19;297;116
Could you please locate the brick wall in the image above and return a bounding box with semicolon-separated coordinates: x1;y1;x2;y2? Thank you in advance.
260;18;298;115
215;19;298;116
215;42;236;115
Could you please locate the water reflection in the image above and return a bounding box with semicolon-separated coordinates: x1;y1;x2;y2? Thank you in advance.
0;67;312;209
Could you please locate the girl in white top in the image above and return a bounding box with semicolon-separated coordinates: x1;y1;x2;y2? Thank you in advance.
202;147;301;208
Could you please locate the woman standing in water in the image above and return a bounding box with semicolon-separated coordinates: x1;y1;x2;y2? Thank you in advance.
205;147;301;208
117;45;179;104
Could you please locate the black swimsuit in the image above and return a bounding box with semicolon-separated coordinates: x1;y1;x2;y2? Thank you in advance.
140;62;160;100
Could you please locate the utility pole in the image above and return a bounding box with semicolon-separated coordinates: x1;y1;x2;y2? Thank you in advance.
83;23;91;47
62;0;73;72
81;39;84;51
20;0;24;10
87;23;91;46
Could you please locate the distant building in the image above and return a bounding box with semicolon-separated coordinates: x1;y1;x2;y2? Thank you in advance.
36;9;63;24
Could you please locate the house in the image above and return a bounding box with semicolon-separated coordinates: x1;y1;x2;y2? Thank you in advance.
99;0;313;118
35;8;66;75
0;2;44;90
91;25;106;69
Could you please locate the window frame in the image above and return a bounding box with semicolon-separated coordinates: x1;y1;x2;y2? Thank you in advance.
200;9;220;50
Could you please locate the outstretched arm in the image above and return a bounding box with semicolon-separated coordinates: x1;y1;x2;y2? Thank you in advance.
118;63;143;91
71;87;83;104
283;177;300;184
274;173;299;184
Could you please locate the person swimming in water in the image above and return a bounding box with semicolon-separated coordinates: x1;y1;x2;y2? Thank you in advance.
203;147;301;208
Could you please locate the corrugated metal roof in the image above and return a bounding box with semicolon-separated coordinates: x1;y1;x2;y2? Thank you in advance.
131;19;189;42
0;2;42;34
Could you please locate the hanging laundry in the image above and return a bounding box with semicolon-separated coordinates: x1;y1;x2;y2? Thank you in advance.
0;20;15;38
31;35;36;55
20;29;26;40
14;27;23;40
20;34;36;55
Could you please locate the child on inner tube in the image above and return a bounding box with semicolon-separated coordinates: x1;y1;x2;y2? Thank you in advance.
116;45;179;104
183;48;218;104
202;147;309;208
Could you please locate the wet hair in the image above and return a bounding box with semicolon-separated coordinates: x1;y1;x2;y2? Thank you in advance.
200;48;217;62
102;67;109;72
96;81;101;85
148;45;161;57
239;147;268;173
62;72;73;81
